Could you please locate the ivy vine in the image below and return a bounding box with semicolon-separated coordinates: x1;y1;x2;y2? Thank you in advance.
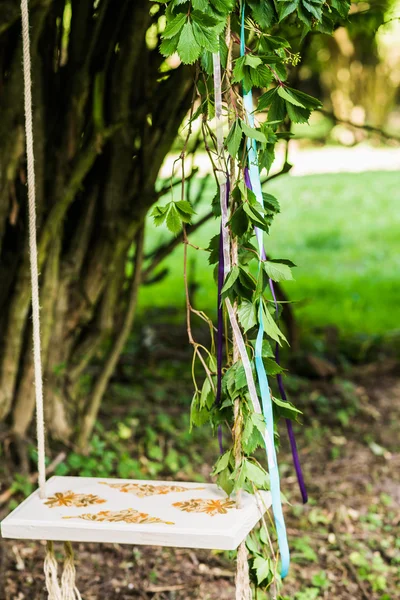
152;0;351;594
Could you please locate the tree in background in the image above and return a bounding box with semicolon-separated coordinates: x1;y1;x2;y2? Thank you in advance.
301;0;400;133
0;1;193;450
0;0;395;458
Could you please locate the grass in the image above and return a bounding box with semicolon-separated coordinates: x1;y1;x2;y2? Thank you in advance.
140;170;400;337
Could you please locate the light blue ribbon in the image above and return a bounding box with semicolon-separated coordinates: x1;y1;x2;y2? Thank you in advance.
241;7;290;579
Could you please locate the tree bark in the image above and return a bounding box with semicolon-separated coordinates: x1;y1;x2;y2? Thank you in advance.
0;0;193;448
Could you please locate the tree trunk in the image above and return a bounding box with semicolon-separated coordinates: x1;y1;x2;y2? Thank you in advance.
0;0;193;448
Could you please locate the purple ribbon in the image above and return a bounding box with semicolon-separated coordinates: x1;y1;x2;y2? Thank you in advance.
216;178;230;455
244;168;308;503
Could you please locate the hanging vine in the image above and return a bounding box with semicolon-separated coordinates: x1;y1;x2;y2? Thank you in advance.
153;0;351;596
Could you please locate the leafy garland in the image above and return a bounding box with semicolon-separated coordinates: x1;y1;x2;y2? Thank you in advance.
153;0;351;594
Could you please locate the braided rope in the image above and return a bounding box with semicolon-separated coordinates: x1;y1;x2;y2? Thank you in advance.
235;541;252;600
20;3;82;598
20;0;46;500
61;542;82;600
44;542;62;600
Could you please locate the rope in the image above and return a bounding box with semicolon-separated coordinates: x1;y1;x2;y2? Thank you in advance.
44;542;62;600
235;541;252;600
20;0;47;500
61;542;82;600
20;4;83;598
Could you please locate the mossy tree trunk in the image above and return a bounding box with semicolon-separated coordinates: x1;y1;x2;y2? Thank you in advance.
0;0;192;450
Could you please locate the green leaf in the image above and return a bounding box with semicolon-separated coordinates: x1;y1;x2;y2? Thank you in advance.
210;0;235;14
257;87;278;112
263;358;284;375
163;13;187;39
253;556;271;584
207;234;220;265
192;0;209;9
165;203;182;234
229;205;249;237
278;0;298;22
268;257;296;267
247;0;276;28
278;86;305;107
232;56;246;83
261;303;287;345
191;10;218;27
192;23;219;53
246;533;259;555
235;363;247;390
243;203;269;232
250;65;273;89
263;260;293;282
244;54;263;69
221;265;240;295
200;377;213;408
242;413;254;446
237;300;257;332
286;87;322;109
242;426;264;454
175;200;195;223
331;0;351;19
243;459;268;488
241;121;267;143
261;35;290;51
297;3;313;28
217;466;234;495
212;450;231;475
160;33;180;57
226;120;243;158
230;462;246;492
238;267;256;291
252;339;274;358
303;0;322;20
286;102;311;124
268;94;286;123
259;144;276;173
190;392;209;428
262;192;280;213
243;413;267;454
273;395;302;418
177;21;201;64
151;205;167;227
252;412;267;435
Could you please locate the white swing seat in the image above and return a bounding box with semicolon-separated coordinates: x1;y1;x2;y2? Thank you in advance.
1;476;271;550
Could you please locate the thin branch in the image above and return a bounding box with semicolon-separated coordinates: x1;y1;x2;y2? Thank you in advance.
317;109;400;144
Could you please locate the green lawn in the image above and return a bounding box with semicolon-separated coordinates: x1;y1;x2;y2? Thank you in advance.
140;171;400;336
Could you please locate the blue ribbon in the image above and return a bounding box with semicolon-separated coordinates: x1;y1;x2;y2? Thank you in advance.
241;7;290;579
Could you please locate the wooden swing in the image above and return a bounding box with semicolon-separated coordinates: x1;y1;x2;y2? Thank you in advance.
1;3;274;598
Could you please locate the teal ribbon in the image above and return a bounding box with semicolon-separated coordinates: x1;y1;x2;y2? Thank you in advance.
241;7;290;579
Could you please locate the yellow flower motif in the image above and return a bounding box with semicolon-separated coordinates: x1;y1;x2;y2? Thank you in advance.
44;491;106;508
63;508;174;525
100;482;204;497
173;498;236;516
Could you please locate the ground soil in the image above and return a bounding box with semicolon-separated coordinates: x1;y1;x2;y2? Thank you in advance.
1;362;399;600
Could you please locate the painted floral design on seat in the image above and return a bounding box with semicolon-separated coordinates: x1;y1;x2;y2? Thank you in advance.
63;508;174;525
44;491;106;508
173;498;236;516
99;482;204;497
